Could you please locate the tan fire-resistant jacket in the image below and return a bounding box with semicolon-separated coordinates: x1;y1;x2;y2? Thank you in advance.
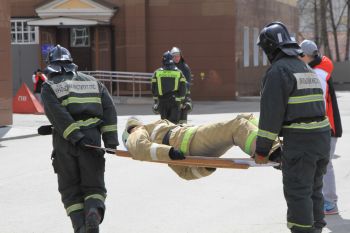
126;114;278;180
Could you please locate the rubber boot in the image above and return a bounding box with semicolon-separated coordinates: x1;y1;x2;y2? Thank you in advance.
85;207;101;233
85;196;105;233
70;211;85;233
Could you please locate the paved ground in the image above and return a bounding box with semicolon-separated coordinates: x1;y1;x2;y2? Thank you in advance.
0;92;349;233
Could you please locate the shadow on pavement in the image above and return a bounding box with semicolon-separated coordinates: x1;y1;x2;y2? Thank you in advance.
326;214;350;233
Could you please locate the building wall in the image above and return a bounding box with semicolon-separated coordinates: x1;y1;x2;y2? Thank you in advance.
8;0;299;100
234;0;299;96
11;0;43;16
0;0;12;126
112;0;298;99
146;0;236;100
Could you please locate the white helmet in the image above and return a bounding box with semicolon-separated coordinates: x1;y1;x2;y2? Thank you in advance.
122;117;143;149
170;47;181;55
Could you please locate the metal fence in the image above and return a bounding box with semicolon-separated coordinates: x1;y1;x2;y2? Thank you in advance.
82;71;153;97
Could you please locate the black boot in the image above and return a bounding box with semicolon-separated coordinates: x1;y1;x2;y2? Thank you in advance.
84;196;105;233
85;207;101;233
70;211;85;233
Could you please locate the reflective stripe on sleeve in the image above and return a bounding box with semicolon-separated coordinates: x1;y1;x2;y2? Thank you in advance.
288;94;324;104
63;122;80;139
76;117;101;127
63;118;102;139
283;118;329;130
156;75;163;96
101;124;117;134
257;129;278;141
150;124;165;141
244;131;257;155
150;143;159;160
249;118;259;127
174;75;180;91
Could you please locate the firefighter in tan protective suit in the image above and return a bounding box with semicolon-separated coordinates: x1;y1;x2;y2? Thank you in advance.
122;114;281;180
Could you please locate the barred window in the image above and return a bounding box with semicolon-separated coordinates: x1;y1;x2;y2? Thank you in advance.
11;19;39;44
71;27;90;47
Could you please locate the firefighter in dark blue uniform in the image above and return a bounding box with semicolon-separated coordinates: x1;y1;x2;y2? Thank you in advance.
41;45;119;233
151;51;187;124
254;22;330;233
170;47;193;123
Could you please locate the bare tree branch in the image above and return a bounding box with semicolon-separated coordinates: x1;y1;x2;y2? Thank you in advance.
328;0;341;61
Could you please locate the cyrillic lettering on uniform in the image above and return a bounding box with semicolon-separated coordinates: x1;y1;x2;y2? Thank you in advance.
51;81;99;98
293;73;322;90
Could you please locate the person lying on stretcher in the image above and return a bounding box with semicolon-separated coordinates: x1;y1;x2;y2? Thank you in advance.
122;114;282;180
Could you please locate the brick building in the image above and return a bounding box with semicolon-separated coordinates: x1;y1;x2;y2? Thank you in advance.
1;0;299;126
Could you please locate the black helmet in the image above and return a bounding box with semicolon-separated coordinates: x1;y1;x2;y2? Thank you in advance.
162;51;175;67
257;22;303;62
47;44;73;64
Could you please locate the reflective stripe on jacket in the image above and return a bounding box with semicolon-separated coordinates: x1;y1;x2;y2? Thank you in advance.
256;53;329;156
41;71;118;146
151;68;186;101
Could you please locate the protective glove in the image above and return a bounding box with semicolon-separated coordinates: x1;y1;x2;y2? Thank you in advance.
152;103;159;114
182;102;193;112
254;152;269;164
169;147;185;160
105;144;117;154
77;137;96;150
37;125;53;135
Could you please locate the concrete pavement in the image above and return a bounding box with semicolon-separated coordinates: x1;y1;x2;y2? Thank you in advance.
0;92;349;233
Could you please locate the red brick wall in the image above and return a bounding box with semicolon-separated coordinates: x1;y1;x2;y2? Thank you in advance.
145;0;236;100
234;0;299;96
11;0;43;16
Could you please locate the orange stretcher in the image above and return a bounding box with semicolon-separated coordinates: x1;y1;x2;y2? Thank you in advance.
87;145;279;169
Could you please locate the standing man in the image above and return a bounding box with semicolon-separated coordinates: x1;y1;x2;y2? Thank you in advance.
255;22;330;233
300;40;343;215
41;45;118;233
151;51;187;124
32;69;47;104
170;47;193;123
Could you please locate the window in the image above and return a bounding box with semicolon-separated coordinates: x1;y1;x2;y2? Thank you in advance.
243;26;250;67
11;19;39;44
71;27;90;47
253;28;259;67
